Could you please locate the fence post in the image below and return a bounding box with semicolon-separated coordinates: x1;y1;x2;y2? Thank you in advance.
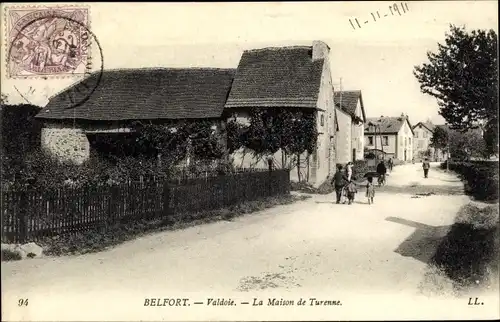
18;190;28;244
107;186;118;228
267;163;273;197
162;182;171;219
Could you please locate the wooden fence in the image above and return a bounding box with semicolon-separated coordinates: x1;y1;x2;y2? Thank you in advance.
1;169;290;244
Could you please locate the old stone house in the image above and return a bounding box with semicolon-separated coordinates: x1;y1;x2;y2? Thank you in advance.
364;114;414;162
334;90;366;164
223;40;338;185
36;68;235;164
36;41;345;186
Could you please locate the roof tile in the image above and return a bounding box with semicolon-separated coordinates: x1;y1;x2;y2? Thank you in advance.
224;46;324;109
365;116;407;134
37;68;236;121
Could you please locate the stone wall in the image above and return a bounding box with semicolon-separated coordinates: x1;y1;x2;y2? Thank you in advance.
41;123;90;164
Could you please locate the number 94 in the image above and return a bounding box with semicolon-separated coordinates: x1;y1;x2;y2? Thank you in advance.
18;298;28;306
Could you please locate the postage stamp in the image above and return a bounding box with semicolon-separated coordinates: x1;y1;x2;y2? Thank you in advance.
4;5;91;78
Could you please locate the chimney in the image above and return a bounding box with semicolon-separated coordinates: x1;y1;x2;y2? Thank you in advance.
312;40;330;61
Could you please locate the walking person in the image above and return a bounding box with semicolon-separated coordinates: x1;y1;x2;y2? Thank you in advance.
422;158;430;178
376;160;387;186
366;176;375;205
388;158;393;172
332;165;349;204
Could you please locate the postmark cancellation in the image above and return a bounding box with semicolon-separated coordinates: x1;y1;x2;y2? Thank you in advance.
5;5;91;79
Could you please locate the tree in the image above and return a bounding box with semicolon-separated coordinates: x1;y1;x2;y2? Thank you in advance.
131;120;224;167
448;128;488;160
225;119;247;154
414;25;498;155
1;103;43;184
430;126;449;150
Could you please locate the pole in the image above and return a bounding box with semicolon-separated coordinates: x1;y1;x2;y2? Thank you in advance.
378;126;381;160
446;147;450;172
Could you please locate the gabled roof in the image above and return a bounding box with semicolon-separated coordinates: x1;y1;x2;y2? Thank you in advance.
365;116;412;135
334;90;366;122
37;68;236;121
413;121;435;132
224;46;324;109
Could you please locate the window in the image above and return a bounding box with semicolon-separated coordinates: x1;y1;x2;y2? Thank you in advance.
409;138;411;146
423;131;427;138
368;136;374;145
415;132;419;138
382;136;389;146
320;114;325;126
405;137;407;146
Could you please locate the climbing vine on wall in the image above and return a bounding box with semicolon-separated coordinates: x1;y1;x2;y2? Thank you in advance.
226;108;318;177
131;119;224;164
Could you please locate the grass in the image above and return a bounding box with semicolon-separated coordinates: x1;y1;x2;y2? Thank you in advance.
39;193;310;257
429;203;499;293
1;249;22;261
290;180;334;194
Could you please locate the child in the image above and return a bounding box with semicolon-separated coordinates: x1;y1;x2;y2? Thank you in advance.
346;180;357;205
366;176;375;205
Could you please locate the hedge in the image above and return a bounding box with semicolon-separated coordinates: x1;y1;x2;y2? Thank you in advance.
441;160;499;201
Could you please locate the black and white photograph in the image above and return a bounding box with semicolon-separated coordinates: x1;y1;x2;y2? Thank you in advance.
1;1;499;321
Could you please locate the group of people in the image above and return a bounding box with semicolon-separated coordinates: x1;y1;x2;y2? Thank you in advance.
331;158;395;206
330;157;431;205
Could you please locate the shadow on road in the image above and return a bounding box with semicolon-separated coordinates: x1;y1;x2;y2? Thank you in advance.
386;216;499;289
386;217;451;264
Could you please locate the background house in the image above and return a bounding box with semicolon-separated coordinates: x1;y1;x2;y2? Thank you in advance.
224;40;338;185
364;113;414;162
36;68;235;164
334;90;366;164
412;120;446;162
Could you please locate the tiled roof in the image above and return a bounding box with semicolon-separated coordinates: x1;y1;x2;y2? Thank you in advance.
37;68;236;121
224;46;324;109
334;91;355;113
365;116;408;134
334;90;366;121
413;121;435;132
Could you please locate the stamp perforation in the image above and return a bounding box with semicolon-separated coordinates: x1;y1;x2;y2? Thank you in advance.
4;4;93;80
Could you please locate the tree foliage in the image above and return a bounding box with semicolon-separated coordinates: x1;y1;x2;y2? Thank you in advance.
430;124;488;160
1;103;43;185
130;120;224;163
449;128;489;160
414;25;498;155
430;126;449;150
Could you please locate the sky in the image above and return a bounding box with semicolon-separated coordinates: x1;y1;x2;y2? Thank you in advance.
1;1;498;125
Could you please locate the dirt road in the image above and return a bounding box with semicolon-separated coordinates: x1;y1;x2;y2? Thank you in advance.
2;163;499;321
